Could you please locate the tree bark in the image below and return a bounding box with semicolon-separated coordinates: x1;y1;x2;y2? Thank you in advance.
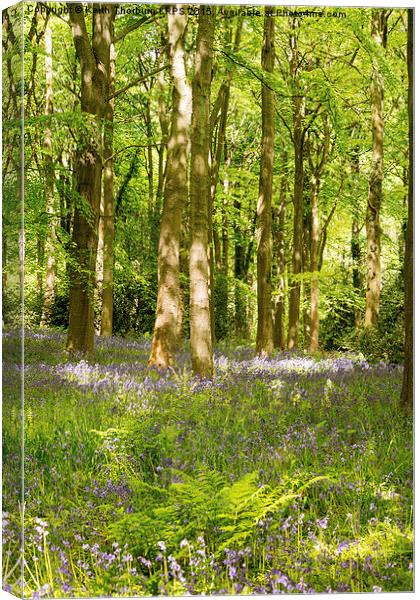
309;176;320;353
209;19;243;342
365;10;386;327
66;3;115;358
189;9;216;378
149;8;191;369
40;24;56;327
156;48;170;214
221;136;230;275
143;95;156;252
350;136;363;327
256;13;275;357
400;9;413;411
273;180;286;350
351;219;363;327
100;39;116;337
210;87;230;342
287;18;305;350
307;119;330;353
302;209;311;347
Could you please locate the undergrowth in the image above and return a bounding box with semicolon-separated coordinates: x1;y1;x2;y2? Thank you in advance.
2;329;413;596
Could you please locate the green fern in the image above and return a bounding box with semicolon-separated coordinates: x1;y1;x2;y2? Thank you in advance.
109;468;336;560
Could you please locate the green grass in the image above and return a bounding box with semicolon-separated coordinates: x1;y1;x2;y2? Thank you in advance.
2;329;413;596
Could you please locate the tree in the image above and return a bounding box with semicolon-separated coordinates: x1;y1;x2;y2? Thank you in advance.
189;9;216;378
100;37;116;337
350;133;364;328
256;13;275;357
2;4;410;373
400;9;413;411
306;117;330;353
66;3;115;357
40;22;57;326
365;9;388;326
287;17;305;350
149;7;191;369
273;171;287;350
209;18;243;342
2;7;23;326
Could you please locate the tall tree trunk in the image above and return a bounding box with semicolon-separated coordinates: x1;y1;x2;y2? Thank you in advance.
208;179;216;346
234;204;257;339
307;119;330;353
351;220;363;327
234;198;247;338
287;18;304;350
144;96;156;252
350;138;363;327
96;188;105;332
365;10;387;327
210;88;230;342
221;137;230;276
100;39;116;337
57;150;73;288
156;55;170;214
273;180;286;350
309;179;320;352
40;24;56;326
189;9;216;378
400;9;413;411
256;13;275;357
66;3;115;358
209;20;243;342
149;8;191;369
37;236;44;312
302;210;311;347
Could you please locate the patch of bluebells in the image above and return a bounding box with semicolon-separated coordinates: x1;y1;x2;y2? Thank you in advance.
3;329;413;595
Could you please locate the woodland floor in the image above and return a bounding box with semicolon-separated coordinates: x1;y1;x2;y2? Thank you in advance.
2;329;413;596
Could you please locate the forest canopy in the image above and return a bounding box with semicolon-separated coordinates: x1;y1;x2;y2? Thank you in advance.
2;2;412;379
2;3;414;597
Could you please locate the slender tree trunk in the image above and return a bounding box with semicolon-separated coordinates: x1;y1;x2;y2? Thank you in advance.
96;190;105;332
351;220;363;327
222;139;230;275
307;120;330;353
208;172;216;346
209;20;243;342
365;10;386;327
37;236;44;313
399;167;408;272
234;200;246;338
144;97;155;251
309;176;320;352
350;139;363;327
234;204;257;339
302;212;311;347
115;153;140;218
256;13;275;357
156;58;170;215
189;9;216;377
287;19;304;350
210;88;230;342
400;9;413;411
214;228;221;270
40;24;57;326
149;8;191;369
273;181;286;350
57;150;73;286
100;39;116;337
66;3;115;358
